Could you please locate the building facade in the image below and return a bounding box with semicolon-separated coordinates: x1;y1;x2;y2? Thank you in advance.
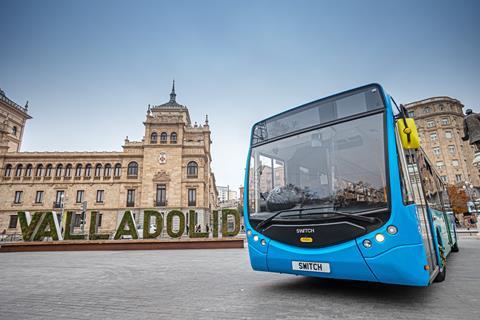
0;83;219;236
405;96;480;192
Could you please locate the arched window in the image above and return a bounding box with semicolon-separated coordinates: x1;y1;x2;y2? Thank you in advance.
160;132;167;144
75;164;83;177
12;126;17;136
35;164;43;177
56;164;63;177
85;164;92;177
94;164;102;177
45;164;53;177
114;163;121;177
104;164;112;177
15;164;23;177
170;132;177;144
4;164;12;177
65;164;72;177
187;161;198;178
25;164;33;177
150;132;158;144
127;161;138;176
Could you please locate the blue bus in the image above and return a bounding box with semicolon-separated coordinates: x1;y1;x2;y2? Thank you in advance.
243;84;458;286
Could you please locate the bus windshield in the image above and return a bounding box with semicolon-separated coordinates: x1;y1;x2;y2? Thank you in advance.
248;112;388;219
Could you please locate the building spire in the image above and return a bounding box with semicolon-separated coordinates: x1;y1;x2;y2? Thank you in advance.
170;80;176;102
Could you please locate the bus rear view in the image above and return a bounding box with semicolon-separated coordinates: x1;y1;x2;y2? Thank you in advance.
243;84;457;286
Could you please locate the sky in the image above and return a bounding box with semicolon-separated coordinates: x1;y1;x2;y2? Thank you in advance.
1;0;479;190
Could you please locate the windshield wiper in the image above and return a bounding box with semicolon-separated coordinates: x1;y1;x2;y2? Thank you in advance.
255;206;379;230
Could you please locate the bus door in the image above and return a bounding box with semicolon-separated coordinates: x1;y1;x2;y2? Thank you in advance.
405;150;439;275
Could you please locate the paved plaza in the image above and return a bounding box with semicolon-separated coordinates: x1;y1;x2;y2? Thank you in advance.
0;239;479;320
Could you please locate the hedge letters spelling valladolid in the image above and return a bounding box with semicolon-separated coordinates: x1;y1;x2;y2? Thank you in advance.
16;209;241;241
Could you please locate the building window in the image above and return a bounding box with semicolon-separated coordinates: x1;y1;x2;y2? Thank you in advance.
14;191;23;204
156;184;167;206
188;188;196;206
76;190;84;203
455;174;462;182
114;163;121;177
433;147;441;156
96;190;105;203
408;111;415;118
56;164;63;177
55;190;65;208
441;118;449;125
15;164;23;177
448;145;456;154
45;164;52;177
441;176;448;182
150;132;158;144
12;126;17;136
127;162;138;176
127;189;135;207
424;107;431;114
94;164;102;177
4;164;12;177
64;164;72;177
170;132;177;144
430;132;437;141
25;164;32;177
427;120;435;128
35;191;44;204
8;215;18;228
160;132;167;144
75;164;83;177
452;160;459;167
85;164;92;177
436;161;444;169
36;164;43;177
104;164;112;177
187;161;198;178
445;130;453;139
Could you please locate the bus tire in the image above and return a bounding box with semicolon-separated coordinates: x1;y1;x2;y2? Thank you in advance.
451;242;459;252
434;265;446;283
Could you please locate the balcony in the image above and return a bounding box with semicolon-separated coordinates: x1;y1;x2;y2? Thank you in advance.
126;201;135;208
52;202;63;209
154;200;167;207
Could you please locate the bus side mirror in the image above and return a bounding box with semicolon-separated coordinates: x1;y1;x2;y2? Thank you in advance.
396;118;420;149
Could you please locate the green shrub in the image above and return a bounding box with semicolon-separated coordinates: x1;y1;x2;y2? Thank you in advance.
166;210;185;238
212;210;219;238
89;211;110;240
189;210;208;238
221;209;240;237
143;210;162;239
17;211;43;241
33;212;61;241
114;211;139;240
64;211;86;240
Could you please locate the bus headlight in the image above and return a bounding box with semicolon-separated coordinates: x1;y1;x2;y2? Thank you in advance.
387;225;398;235
253;235;259;242
363;239;372;248
375;233;385;243
247;230;252;236
261;239;266;246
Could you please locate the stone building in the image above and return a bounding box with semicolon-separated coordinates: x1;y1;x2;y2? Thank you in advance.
405;96;480;193
0;83;219;236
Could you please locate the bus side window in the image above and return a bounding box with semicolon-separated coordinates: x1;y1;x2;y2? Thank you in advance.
396;131;415;204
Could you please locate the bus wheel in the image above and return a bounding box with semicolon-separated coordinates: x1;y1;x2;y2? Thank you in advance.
434;265;446;283
451;242;459;252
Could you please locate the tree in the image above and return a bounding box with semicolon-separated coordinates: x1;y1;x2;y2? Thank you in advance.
447;185;469;215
